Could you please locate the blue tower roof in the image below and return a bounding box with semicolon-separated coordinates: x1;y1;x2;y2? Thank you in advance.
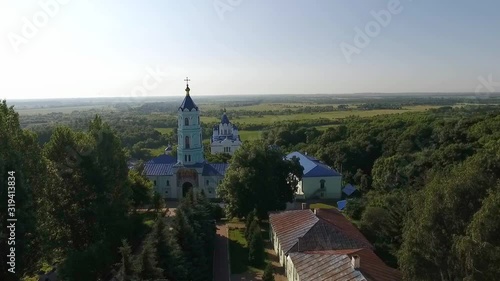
221;113;230;124
179;84;198;111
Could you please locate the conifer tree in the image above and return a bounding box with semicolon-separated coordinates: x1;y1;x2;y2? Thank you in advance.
136;241;164;281
248;226;265;266
117;240;137;281
262;262;275;281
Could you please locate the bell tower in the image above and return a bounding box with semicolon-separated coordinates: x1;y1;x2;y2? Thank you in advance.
177;77;204;165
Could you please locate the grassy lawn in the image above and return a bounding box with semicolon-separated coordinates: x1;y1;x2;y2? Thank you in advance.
228;222;274;275
310;203;335;209
228;228;249;274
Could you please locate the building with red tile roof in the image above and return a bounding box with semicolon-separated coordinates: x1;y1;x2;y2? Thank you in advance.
269;207;401;281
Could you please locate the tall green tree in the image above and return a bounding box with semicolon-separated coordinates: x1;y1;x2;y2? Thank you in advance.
117;240;137;281
135;241;164;281
248;226;265;266
44;117;133;279
0;100;56;280
219;141;303;218
128;170;153;209
398;153;499;281
149;217;187;280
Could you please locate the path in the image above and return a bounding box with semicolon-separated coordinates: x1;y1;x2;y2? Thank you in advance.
214;223;230;281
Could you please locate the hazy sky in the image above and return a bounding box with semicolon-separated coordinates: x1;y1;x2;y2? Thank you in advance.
1;0;500;99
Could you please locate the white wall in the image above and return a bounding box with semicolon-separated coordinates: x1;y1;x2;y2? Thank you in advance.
300;176;342;199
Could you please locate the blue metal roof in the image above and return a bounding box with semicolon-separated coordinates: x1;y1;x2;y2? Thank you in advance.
202;163;229;176
337;200;347;210
143;163;174;176
286;151;341;178
221;113;230;124
179;94;198;111
212;135;240;143
146;154;176;164
342;184;357;196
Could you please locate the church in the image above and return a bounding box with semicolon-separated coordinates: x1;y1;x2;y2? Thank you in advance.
210;111;242;155
143;79;231;199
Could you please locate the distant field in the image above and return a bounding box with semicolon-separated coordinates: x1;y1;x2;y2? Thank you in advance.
225;105;439;126
16;105;112;115
239;130;262;141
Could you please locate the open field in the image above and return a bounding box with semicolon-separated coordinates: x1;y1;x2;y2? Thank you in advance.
239;130;262;141
15;105;114;115
152;105;441;126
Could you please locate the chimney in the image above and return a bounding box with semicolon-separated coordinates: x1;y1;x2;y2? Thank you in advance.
351;255;360;269
313;208;318;215
301;203;307;210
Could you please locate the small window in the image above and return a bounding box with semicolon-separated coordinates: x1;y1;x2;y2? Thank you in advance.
184;117;189;126
320;179;325;189
208;189;212;194
185;136;190;149
206;180;209;186
188;155;191;161
154;180;157;186
166;180;170;187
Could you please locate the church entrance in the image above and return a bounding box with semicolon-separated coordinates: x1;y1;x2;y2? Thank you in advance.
182;182;193;197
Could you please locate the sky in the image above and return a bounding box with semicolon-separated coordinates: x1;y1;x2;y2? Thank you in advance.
1;0;500;99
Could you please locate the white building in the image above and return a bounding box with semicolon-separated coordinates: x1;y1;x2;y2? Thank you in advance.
210;111;242;155
143;80;228;199
286;152;343;199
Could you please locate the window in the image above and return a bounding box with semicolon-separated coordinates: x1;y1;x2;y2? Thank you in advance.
154;180;157;186
184;117;189;126
224;147;231;153
206;179;209;186
320;179;326;189
208;188;212;194
185;136;190;148
166;180;170;187
188;155;191;161
184;155;187;162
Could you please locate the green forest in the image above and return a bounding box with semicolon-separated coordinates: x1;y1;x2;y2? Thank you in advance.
2;95;500;280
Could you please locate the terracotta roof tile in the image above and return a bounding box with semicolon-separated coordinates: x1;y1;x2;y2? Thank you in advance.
269;210;318;254
316;209;373;248
305;249;402;281
289;252;366;281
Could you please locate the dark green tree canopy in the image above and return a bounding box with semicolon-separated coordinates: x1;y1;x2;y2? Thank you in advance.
219;141;303;218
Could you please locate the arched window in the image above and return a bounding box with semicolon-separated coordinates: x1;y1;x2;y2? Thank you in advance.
320;179;326;189
185;136;190;148
184;117;189;126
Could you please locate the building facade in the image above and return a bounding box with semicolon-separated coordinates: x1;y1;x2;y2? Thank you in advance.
286;152;343;199
210;111;242;155
143;81;228;199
